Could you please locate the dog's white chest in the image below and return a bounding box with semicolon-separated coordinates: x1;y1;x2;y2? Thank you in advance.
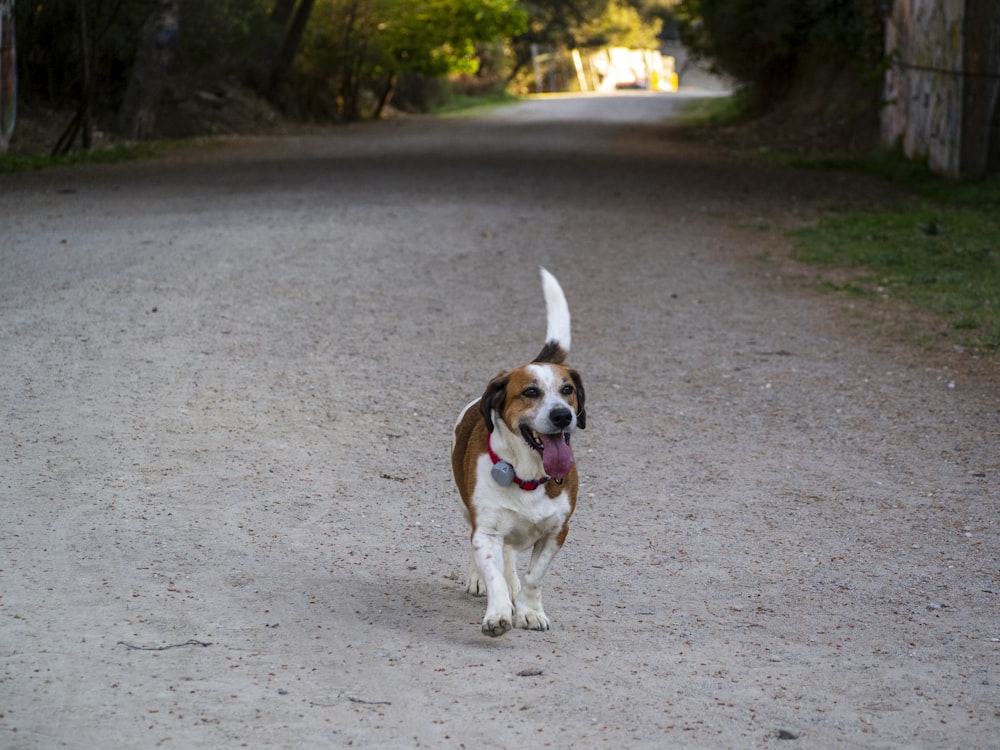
472;456;571;547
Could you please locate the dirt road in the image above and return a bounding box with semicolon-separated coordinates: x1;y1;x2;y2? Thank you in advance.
2;93;998;749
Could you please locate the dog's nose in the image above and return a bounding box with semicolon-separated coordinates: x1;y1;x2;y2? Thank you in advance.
549;407;573;430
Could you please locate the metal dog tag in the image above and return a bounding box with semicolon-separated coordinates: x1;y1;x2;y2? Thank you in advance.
491;460;515;487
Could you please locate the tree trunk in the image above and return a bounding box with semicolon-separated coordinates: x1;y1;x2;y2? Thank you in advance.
372;71;396;120
270;0;297;29
266;0;315;103
338;0;362;120
341;42;366;121
0;0;15;154
77;0;92;148
116;0;178;140
248;0;297;91
53;0;95;155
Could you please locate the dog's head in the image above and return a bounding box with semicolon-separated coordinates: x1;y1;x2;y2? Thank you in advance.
479;362;585;479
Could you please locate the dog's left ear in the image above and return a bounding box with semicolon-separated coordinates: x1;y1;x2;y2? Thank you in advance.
479;372;509;433
569;368;586;429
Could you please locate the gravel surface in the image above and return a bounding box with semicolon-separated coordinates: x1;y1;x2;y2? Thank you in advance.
1;92;998;749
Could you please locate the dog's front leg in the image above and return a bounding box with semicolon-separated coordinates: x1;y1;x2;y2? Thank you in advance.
503;544;521;599
471;530;513;637
466;544;520;599
513;533;561;631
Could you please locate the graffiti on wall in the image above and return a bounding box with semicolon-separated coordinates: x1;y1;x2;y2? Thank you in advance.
883;0;964;176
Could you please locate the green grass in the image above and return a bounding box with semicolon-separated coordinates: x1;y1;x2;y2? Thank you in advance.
790;168;1000;350
0;141;167;173
678;94;744;126
432;91;522;118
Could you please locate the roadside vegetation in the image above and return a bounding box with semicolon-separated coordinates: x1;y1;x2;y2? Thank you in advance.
791;163;1000;351
431;90;522;118
0;142;166;173
2;0;666;158
684;95;1000;352
5;1;995;351
4;0;885;159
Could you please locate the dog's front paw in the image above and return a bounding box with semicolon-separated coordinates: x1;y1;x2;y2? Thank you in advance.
514;608;550;631
482;609;513;637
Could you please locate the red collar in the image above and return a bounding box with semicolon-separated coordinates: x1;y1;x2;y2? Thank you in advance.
487;433;548;491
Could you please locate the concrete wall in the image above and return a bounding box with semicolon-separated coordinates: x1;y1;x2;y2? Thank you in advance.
883;0;1000;178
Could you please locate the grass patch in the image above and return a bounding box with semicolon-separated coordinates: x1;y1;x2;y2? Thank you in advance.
432;91;522;118
790;170;1000;350
678;93;742;126
0;141;166;173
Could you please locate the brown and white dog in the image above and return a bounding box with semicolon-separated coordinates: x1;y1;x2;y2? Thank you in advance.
452;269;585;637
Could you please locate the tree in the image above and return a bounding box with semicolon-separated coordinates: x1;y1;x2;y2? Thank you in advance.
371;0;527;114
506;0;605;82
117;0;179;140
14;0;151;152
52;0;97;153
0;0;15;153
676;0;883;109
7;0;624;148
575;1;663;50
299;0;526;121
267;0;316;103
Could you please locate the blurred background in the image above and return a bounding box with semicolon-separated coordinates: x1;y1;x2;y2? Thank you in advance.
0;1;997;179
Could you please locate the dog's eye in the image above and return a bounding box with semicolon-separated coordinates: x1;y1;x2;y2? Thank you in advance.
521;387;540;399
561;384;575;396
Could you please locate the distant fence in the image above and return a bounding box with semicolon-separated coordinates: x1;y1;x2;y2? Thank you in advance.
529;44;677;94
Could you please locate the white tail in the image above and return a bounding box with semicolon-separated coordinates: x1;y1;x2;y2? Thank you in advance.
536;268;571;363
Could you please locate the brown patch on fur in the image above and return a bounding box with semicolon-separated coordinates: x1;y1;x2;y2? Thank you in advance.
452;403;485;533
498;366;583;430
479;372;509;433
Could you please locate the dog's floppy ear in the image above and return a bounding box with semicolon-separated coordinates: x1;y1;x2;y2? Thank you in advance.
479;372;509;433
569;368;586;429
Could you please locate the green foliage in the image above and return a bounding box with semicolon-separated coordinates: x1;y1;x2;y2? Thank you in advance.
575;1;662;49
791;175;1000;349
676;0;883;107
377;0;526;77
432;89;520;116
14;0;533;138
178;0;273;77
298;0;526;119
11;0;682;136
507;0;605;72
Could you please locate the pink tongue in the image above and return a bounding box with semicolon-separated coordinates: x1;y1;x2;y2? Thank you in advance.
540;433;574;479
